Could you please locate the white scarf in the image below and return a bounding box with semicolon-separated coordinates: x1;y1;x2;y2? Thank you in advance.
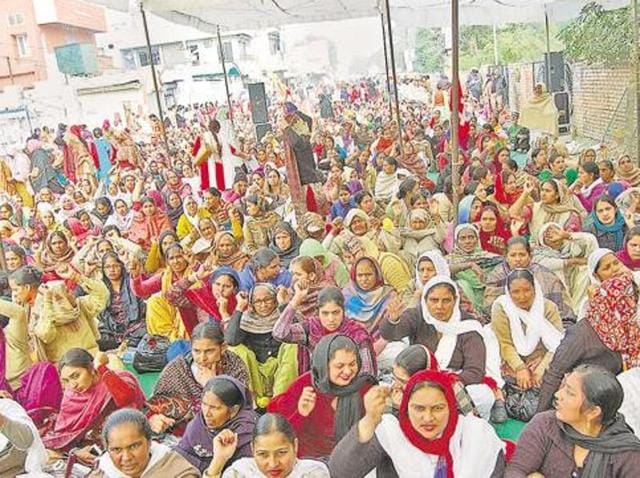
494;280;563;356
580;177;604;197
420;276;482;368
415;250;450;289
183;197;201;229
97;442;170;478
587;247;614;285
374;413;504;478
0;399;50;478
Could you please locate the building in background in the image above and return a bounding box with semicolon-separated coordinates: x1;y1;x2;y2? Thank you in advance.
0;0;107;87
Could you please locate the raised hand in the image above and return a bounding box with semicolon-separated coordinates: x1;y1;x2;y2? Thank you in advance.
212;429;238;463
235;291;249;312
297;386;317;417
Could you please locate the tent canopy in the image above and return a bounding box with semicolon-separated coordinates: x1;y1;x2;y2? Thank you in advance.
87;0;630;31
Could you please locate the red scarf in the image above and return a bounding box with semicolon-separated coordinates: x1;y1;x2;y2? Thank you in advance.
399;370;460;478
478;205;511;254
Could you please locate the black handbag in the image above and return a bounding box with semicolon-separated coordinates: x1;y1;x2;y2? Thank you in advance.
503;377;540;422
132;334;170;373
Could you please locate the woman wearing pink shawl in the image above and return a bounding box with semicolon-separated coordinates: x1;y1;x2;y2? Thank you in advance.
129;196;172;250
273;286;376;376
42;348;145;462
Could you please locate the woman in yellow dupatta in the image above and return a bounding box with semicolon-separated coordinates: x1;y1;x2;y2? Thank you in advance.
520;83;559;137
141;243;198;341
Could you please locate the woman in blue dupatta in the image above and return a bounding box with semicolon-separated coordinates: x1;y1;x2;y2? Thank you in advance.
343;256;396;360
583;195;629;252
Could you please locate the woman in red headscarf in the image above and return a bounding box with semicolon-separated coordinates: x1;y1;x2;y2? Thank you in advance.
478;204;512;255
328;369;506;477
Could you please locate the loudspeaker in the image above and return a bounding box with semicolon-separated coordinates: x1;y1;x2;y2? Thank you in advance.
255;123;272;143
544;52;565;93
554;91;570;134
248;82;269;124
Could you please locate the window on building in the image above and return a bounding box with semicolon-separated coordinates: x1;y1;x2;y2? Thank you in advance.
238;39;249;60
268;32;281;55
14;34;29;57
188;44;200;65
218;41;233;62
122;50;136;69
138;47;160;67
8;12;24;26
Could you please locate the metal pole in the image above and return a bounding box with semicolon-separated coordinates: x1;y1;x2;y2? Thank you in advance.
544;7;552;90
380;11;393;119
493;24;499;65
4;57;14;85
451;0;460;223
634;0;640;164
384;0;404;154
217;25;235;126
140;6;170;154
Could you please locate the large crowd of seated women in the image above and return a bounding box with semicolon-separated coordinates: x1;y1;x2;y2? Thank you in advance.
2;78;640;478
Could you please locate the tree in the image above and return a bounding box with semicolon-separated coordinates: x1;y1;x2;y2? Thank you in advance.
413;28;445;73
557;3;632;65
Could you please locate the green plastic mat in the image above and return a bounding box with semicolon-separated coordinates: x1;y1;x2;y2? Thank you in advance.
493;418;526;442
127;364;527;441
125;364;160;398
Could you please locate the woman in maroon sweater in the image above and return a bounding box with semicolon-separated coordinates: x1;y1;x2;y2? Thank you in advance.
507;365;640;478
267;334;376;459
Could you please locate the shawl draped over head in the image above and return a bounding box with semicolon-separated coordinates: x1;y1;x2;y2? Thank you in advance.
398;370;460;478
166;195;185;229
616;155;640;186
104;199;134;232
477;204;511;254
560;413;640;478
519;83;559;136
343;256;394;328
343;208;370;236
448;223;499;268
213;231;249;270
240;283;280;334
415;250;451;289
531;179;585;236
92;197;113;224
177;375;257;472
42;369;145;450
587;248;615;285
589;207;626;252
457;195;477;224
299;238;349;287
617;233;640;270
493;275;563;356
311;334;376;442
494;170;522;206
38;231;75;272
269;221;302;267
420;275;483;368
128;202;172;249
585;273;640;368
184;266;239;322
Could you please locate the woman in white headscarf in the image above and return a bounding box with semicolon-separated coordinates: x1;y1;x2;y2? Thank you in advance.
491;269;564;419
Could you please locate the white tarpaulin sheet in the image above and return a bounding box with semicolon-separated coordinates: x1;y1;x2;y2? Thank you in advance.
86;0;630;30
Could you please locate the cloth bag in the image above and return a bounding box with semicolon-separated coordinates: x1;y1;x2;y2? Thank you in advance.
132;334;170;373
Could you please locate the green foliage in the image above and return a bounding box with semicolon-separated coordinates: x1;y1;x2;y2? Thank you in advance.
414;23;562;73
414;28;445;73
459;23;562;70
557;2;632;65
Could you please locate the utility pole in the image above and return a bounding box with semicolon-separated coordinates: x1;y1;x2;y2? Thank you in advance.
451;0;460;222
380;11;393;119
4;57;14;85
634;0;640;163
140;6;170;154
384;0;404;155
217;25;234;126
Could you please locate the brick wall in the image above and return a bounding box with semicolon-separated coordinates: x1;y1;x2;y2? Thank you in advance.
571;64;633;143
506;61;636;154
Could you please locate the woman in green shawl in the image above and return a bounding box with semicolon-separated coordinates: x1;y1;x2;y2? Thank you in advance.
447;224;502;317
299;238;350;287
